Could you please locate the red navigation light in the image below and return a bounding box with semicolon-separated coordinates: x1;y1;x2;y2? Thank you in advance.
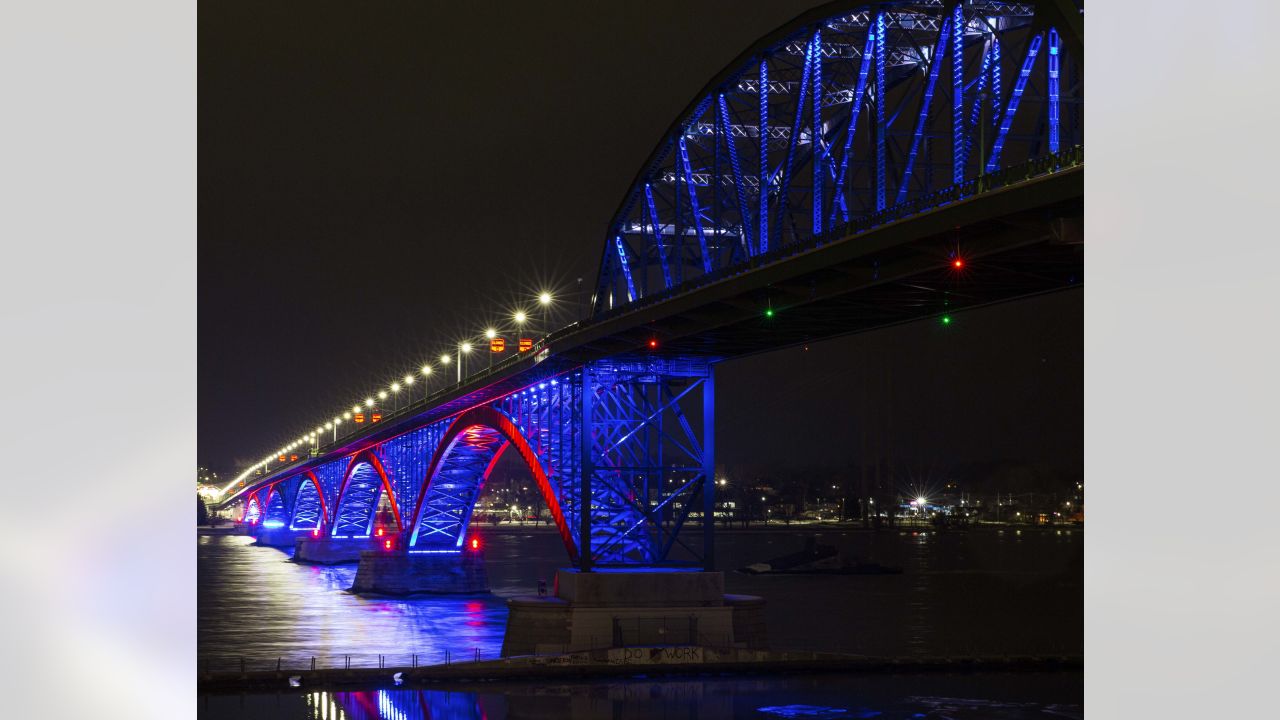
384;539;393;550
952;258;964;269
490;337;506;353
518;338;533;352
312;528;320;537
376;528;384;537
354;413;365;423
648;339;658;349
470;537;480;551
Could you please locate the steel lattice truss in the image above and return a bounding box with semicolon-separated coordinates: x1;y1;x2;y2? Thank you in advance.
593;0;1080;315
288;474;325;531
582;358;715;566
237;358;715;568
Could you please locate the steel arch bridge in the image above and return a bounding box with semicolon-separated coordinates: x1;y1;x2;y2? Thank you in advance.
219;0;1083;572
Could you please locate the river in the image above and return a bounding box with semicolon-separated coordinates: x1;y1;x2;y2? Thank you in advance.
198;525;1081;717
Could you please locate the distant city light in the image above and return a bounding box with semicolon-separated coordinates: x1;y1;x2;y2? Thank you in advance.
953;258;964;269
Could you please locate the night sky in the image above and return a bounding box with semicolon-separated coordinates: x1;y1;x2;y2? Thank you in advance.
199;1;1082;482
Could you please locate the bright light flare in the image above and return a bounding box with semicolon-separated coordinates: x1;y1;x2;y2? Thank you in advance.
538;292;552;306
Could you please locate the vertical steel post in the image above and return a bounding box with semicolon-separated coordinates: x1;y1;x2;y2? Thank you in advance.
874;12;886;212
702;369;716;572
579;368;594;572
758;60;769;255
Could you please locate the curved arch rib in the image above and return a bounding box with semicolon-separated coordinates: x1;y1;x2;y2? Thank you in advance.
406;405;578;562
330;450;402;538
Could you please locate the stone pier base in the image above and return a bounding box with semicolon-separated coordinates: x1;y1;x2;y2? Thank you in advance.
292;536;376;565
501;569;767;657
253;527;310;548
350;549;489;595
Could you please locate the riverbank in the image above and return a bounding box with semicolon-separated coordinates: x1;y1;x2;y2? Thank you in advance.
198;649;1082;693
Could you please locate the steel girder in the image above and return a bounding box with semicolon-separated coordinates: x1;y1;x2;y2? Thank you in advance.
578;357;716;569
594;0;1082;316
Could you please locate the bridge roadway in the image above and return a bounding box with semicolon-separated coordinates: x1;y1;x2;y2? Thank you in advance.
224;158;1081;506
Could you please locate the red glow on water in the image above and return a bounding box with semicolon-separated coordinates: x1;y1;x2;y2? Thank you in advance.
384;539;392;550
312;529;319;537
470;537;480;551
376;528;384;537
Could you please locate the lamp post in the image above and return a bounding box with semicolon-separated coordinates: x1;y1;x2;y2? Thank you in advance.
513;310;527;352
538;292;552;338
457;342;472;383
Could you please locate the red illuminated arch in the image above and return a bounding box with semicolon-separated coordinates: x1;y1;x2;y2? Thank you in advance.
331;449;403;531
406;405;577;561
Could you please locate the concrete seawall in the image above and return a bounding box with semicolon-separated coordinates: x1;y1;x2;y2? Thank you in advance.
198;652;1084;693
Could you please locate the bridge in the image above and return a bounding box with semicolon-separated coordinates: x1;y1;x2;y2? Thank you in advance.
215;0;1082;635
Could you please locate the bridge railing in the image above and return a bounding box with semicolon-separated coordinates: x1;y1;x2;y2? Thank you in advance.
589;146;1084;325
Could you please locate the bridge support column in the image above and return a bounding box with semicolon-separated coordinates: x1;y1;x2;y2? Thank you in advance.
500;569;766;657
292;536;376;565
350;549;488;595
252;526;310;548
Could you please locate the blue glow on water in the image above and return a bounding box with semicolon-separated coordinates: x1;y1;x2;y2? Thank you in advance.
756;705;856;718
262;519;285;529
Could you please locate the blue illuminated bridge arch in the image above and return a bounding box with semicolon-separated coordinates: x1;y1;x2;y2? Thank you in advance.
594;0;1081;315
219;1;1082;571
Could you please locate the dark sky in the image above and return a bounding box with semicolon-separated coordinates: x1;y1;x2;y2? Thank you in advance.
199;1;1082;481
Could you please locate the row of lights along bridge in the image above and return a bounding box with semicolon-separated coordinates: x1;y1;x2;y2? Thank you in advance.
238;292;559;485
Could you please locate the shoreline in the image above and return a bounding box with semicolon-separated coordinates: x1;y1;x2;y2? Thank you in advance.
198;651;1083;694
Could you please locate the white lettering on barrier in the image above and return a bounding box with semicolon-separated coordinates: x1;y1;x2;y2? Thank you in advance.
607;646;703;665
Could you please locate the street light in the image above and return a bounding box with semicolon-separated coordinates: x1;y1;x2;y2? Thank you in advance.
538;292;552;336
457;342;473;382
484;329;497;368
420;364;433;400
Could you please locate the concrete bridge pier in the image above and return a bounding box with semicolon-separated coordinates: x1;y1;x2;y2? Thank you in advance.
350;548;489;595
500;569;767;657
292;535;377;564
252;526;312;548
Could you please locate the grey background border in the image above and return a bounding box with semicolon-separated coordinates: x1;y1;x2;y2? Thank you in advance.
1;1;1276;717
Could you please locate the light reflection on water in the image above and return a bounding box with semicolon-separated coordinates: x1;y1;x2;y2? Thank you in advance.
199;525;1081;669
198;673;1083;720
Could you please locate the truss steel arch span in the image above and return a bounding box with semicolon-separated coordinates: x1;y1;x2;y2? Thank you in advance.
330;451;403;538
288;470;328;531
261;483;291;528
406;405;578;560
593;0;1083;316
242;491;262;525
